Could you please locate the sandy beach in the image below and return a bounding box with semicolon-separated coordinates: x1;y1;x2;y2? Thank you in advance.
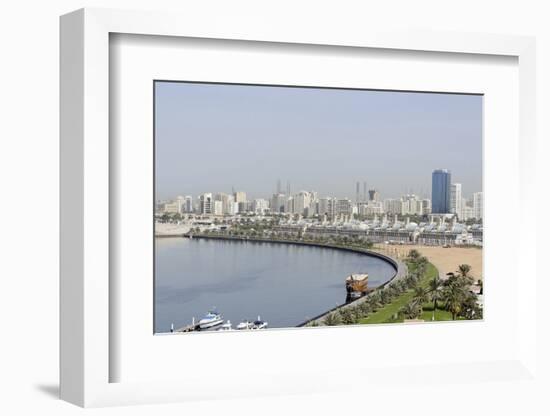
375;244;483;281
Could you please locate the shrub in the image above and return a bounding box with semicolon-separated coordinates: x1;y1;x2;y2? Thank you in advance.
340;308;357;325
324;312;342;326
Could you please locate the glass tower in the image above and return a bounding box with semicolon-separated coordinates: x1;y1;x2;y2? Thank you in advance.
431;169;451;214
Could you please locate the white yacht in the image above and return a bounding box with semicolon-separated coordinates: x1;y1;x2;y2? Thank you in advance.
252;316;268;330
217;320;232;331
198;311;224;329
236;319;253;330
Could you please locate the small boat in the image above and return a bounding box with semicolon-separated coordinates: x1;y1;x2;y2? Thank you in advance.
236;320;253;330
252;316;268;330
345;273;369;300
217;320;232;331
198;311;224;329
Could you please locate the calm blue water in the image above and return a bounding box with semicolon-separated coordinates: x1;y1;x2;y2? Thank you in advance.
154;238;396;333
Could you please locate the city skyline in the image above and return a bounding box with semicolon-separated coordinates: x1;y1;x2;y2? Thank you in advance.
157;182;481;205
157;172;481;205
155;82;482;201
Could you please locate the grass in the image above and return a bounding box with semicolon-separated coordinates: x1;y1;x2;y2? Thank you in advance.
420;305;454;321
358;262;439;325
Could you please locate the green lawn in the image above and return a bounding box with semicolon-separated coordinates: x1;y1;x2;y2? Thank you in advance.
358;262;441;325
419;305;454;321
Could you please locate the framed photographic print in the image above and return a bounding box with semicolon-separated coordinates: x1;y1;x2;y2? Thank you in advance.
153;81;483;334
60;8;538;407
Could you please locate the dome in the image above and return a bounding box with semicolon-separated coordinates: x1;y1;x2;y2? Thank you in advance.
406;222;418;231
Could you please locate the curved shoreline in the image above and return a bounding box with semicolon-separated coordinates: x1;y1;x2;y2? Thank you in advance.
185;233;399;270
179;233;408;325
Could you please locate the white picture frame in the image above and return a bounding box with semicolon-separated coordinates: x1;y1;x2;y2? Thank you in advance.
60;7;538;407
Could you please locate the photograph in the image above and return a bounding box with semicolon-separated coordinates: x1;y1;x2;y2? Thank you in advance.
154;81;484;334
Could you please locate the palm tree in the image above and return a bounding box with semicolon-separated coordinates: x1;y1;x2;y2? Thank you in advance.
457;264;471;278
399;300;422;320
428;276;443;321
380;289;392;305
442;274;468;320
456;264;475;288
408;249;421;260
413;286;429;306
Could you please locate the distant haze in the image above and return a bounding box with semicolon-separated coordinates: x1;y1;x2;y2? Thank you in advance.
155;82;482;201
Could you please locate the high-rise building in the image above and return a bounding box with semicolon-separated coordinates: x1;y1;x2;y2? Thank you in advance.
253;199;269;214
199;193;213;214
421;199;431;215
233;191;246;204
215;193;235;215
358;201;383;216
368;189;380;202
450;183;462;217
285;197;294;214
318;197;336;218
232;191;247;213
336;198;353;215
431;169;451;213
294;191;312;215
213;200;223;216
383;199;402;215
176;196;185;213
461;206;475;220
401;194;423;215
271;193;286;213
473;192;483;220
183;195;193;213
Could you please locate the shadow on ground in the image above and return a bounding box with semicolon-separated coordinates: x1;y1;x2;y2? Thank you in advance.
35;383;59;399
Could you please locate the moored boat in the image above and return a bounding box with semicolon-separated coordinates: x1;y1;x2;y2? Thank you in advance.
345;273;369;299
252;315;268;330
217;320;233;331
236;319;253;330
198;310;224;329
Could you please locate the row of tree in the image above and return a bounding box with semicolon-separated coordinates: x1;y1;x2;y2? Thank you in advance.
199;227;375;250
318;249;482;326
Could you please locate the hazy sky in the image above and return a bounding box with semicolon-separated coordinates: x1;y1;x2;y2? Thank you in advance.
155;82;482;201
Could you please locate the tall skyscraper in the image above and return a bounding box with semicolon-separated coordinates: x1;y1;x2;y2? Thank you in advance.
450;183;462;217
199;193;213;214
368;189;380;202
431;169;451;214
473;192;483;220
184;195;193;213
293;191;312;215
271;193;286;213
318;197;336;218
233;191;247;204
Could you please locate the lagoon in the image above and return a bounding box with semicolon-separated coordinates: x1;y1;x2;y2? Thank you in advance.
155;237;396;332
